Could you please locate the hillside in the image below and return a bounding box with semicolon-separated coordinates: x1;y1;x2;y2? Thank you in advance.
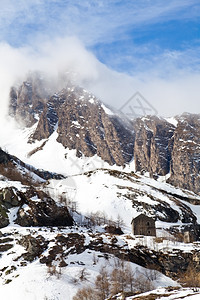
0;75;199;299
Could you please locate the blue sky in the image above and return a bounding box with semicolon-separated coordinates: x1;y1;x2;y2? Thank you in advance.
0;0;199;74
0;0;200;115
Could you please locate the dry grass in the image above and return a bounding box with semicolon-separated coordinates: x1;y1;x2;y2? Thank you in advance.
0;162;40;186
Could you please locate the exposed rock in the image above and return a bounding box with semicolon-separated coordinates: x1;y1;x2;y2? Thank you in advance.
10;76;134;165
119;183;197;224
9;73;50;127
133;116;175;176
105;225;124;235
0;243;13;252
0;149;11;164
0;237;13;243
168;113;200;194
0;204;9;228
0;186;73;228
40;233;86;265
0;147;64;186
9;75;200;194
31;87;134;165
132;114;200;195
0;187;21;207
19;235;48;261
16;189;74;227
0;187;22;228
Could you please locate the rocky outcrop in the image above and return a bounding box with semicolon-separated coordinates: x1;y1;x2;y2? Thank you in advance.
9;73;50;127
0;147;64;185
37;231;200;277
0;187;21;208
10;76;134;165
132;114;200;195
19;235;48;261
31;87;134;165
122;187;197;224
0;186;73;228
0;149;11;164
133;116;175;176
167;114;200;194
0;187;22;228
9;75;200;194
16;189;74;227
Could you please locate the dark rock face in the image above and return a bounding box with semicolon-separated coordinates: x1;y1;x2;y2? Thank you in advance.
16;189;74;227
39;231;200;277
0;187;23;228
0;187;21;208
132;114;200;195
10;76;134;165
9;73;50;127
9;75;200;194
124;188;197;224
133;116;175;176
0;149;11;164
40;233;86;265
0;186;73;228
167;114;200;194
19;235;48;262
31;87;134;165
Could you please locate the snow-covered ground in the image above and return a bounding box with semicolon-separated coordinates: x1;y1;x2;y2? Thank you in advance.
1;121;200;299
0;226;179;300
126;288;200;300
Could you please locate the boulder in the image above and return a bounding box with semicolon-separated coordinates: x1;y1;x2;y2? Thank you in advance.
16;190;74;227
19;234;48;261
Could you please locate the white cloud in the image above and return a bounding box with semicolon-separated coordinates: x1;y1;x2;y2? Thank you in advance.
133;73;200;117
0;0;199;46
0;37;99;121
0;1;199;122
0;36;200;125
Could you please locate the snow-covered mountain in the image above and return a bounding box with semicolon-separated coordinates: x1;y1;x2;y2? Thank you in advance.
10;75;134;166
0;73;200;299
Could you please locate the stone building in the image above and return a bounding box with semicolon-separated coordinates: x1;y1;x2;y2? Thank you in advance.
183;231;195;243
131;214;156;236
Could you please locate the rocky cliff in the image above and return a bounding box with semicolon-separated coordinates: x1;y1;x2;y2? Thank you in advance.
0;186;73;228
9;72;51;127
132;116;175;177
9;75;200;194
132;114;200;194
167;113;200;194
10;77;134;166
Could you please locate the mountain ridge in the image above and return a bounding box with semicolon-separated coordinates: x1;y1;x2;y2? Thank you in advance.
8;74;200;194
0;74;199;299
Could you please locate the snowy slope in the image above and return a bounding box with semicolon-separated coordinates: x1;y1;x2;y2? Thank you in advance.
1;120;200;230
0;225;179;300
1;119;200;299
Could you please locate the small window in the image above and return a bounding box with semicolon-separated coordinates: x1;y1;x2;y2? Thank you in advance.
147;222;150;226
148;230;151;234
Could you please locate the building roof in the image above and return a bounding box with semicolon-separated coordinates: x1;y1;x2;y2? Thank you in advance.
131;214;155;223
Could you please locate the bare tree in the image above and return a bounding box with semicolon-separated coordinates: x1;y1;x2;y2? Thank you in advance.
78;268;89;282
144;265;159;282
125;264;135;293
134;274;154;293
180;264;200;289
47;264;62;279
95;266;110;300
73;286;94;300
110;259;128;295
116;214;124;228
110;267;120;296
